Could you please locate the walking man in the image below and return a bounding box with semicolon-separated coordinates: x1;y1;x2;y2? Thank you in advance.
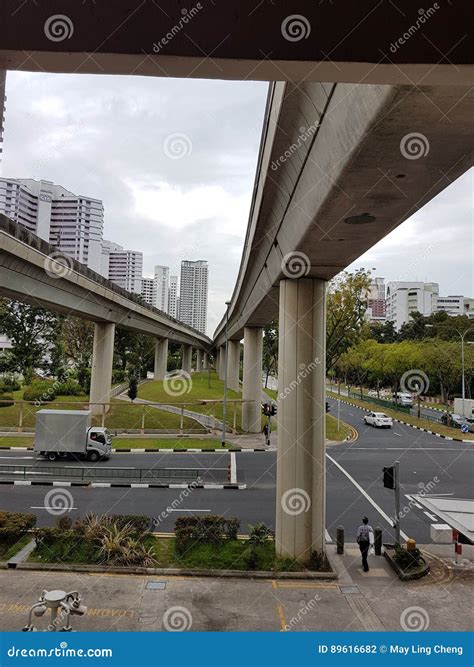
356;516;374;572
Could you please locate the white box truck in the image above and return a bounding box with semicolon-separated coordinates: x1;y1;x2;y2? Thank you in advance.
34;409;112;462
454;398;474;418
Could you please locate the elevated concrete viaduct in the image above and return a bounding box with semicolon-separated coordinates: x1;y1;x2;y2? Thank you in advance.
0;217;211;411
0;0;472;563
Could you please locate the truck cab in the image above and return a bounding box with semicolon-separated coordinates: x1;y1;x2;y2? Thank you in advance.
86;427;112;461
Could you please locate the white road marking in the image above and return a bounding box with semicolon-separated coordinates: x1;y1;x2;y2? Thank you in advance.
0;456;35;460
326;453;409;541
168;509;211;513
31;506;78;511
404;494;423;509
230;452;237;484
393;432;402;437
424;511;438;521
325;529;332;543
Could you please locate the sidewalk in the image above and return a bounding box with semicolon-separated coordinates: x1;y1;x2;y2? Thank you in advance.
0;543;471;632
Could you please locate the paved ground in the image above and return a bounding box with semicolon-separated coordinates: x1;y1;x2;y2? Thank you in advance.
0;544;472;632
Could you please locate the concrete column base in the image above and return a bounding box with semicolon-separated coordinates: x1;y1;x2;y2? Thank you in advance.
154;338;168;380
182;344;192;375
275;278;326;565
90;322;115;416
203;352;209;371
242;327;263;433
196;349;203;372
218;346;226;381
227;340;240;392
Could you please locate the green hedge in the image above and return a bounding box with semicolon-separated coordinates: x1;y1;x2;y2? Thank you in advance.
174;515;240;554
0;375;21;393
54;379;83;396
0;392;14;408
23;380;57;402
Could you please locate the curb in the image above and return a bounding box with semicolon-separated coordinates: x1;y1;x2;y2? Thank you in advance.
0;446;270;454
2;561;337;580
329;395;474;443
0;480;246;490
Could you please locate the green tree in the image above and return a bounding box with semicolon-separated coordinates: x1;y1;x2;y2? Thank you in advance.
326;269;371;371
262;322;278;388
0;299;58;383
127;375;138;402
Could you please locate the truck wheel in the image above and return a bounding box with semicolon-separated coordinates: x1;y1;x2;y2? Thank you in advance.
47;452;58;461
88;451;100;462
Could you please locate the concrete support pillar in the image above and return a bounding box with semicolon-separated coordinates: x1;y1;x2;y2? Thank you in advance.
196;349;203;372
154;338;168;380
218;346;226;381
242;327;263;433
90;322;115;416
275;278;326;565
203;352;209;371
182;344;192;375
215;351;219;373
227;340;241;392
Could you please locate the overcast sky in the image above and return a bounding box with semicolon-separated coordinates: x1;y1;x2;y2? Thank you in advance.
3;72;473;335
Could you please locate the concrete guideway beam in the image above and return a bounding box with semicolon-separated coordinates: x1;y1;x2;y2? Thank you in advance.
89;322;115;416
276;279;326;564
154;338;168;381
242;327;263;433
227;340;241;393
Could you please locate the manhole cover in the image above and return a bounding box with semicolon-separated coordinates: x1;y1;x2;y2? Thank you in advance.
146;581;166;590
339;585;360;594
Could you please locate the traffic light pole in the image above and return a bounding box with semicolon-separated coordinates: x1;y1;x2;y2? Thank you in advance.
394;460;401;545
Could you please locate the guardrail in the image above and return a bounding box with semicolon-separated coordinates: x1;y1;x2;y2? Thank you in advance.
347;391;411;414
0;464;199;482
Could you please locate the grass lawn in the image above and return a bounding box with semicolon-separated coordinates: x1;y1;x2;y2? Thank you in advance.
327;391;473;440
326;415;350;441
139;372;247;432
0;391;204;433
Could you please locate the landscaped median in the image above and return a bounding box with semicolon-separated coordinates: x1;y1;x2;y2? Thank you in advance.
327;391;474;441
1;511;336;580
0;437;232;451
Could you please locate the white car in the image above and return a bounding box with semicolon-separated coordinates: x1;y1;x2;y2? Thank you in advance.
364;412;393;428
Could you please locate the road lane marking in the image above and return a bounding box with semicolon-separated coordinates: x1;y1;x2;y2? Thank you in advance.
424;511;438;521
230;452;237;484
404;494;423;509
31;506;78;510
393;432;402;437
0;456;35;460
167;509;210;513
326;452;409;541
325;529;332;543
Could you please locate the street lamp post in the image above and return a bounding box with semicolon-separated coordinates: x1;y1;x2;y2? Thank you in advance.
222;301;231;447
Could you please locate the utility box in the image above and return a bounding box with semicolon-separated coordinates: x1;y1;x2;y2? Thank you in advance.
430;523;453;544
453;398;474;418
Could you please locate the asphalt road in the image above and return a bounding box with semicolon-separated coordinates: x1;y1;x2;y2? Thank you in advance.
0;398;472;543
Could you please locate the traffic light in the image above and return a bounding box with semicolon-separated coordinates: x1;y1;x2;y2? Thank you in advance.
383;466;395;489
261;403;277;417
270;403;277;416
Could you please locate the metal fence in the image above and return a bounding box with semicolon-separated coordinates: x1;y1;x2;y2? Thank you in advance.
0;464;199;482
347;391;411;414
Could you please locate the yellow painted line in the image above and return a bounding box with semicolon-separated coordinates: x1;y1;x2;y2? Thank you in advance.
277;604;287;631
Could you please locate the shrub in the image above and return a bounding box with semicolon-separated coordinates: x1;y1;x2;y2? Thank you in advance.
0;392;14;408
394;545;423;571
127;375;138;402
174;515;239;555
0;375;21;392
309;549;331;572
111;515;151;535
77;367;91;394
23;380;57;402
56;516;73;531
112;369;126;384
55;379;83;396
225;518;240;540
248;523;274;546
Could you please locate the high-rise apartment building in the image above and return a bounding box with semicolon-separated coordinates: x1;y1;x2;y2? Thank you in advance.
168;275;178;318
0;177;104;273
365;277;386;323
102;239;142;294
0;71;5;174
179;260;208;334
141;277;155;306
154;265;169;313
386;281;439;330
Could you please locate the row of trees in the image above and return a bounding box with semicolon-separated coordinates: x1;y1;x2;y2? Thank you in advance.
333;338;474;402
